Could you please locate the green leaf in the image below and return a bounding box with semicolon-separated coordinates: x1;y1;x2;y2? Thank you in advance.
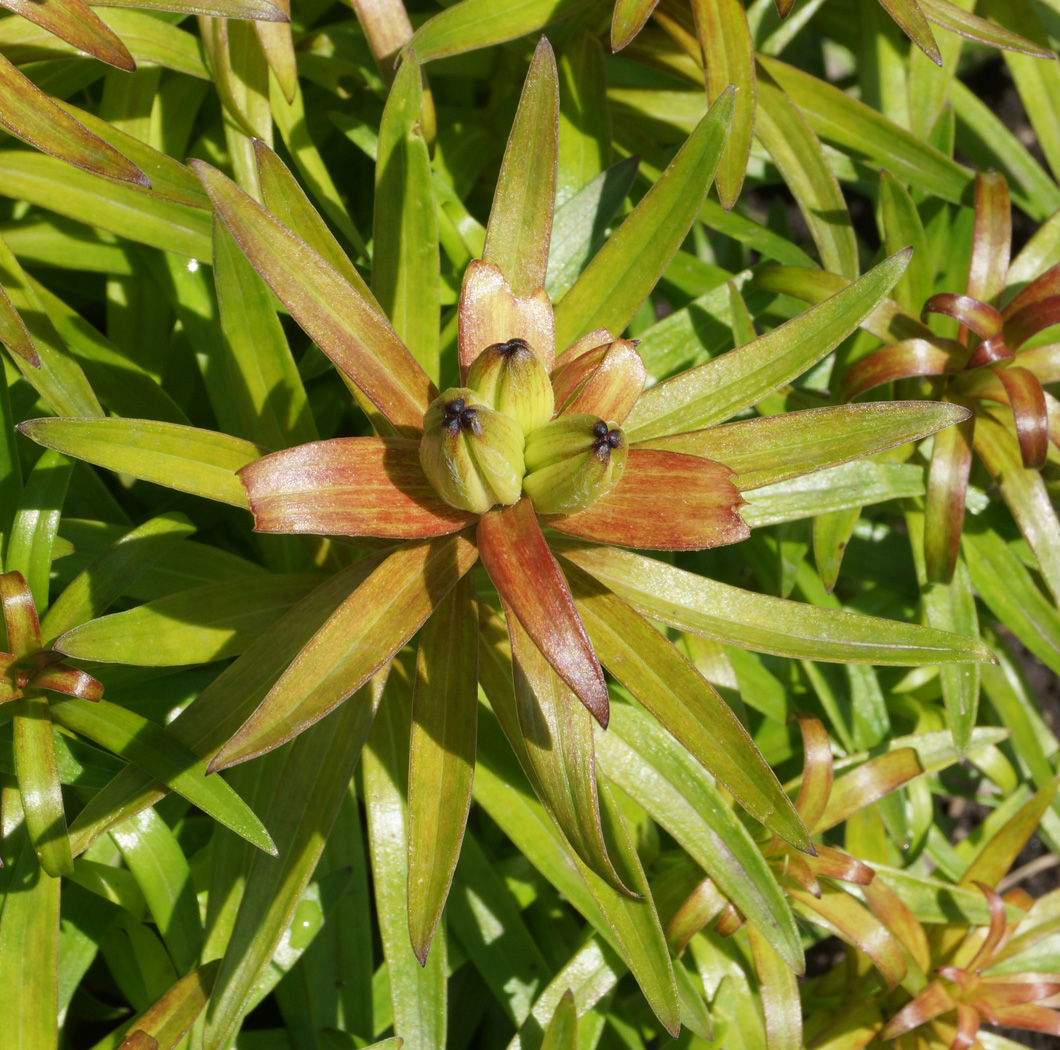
118;961;220;1050
18;417;265;508
193;160;435;436
554;86;733;349
407;574;478;963
691;0;755;209
373;53;441;381
0;151;211;259
612;0;657;49
877;0;941;61
483;38;558;299
758;55;973;204
41;512;195;644
557;542;996;666
6;448;72;613
748;924;802;1050
556;31;611;207
813;506;861;594
95;0;286;18
625;250;910;439
0;233;37;366
13;692;74;876
561;562;812;853
879;170;932;312
203;678;382;1050
49;696;275;853
409;0;597;63
55;574;319;666
209;535;477;770
363;662;447;1050
638;401;969;491
540;989;577;1050
597;700;803;972
3;0;134;71
920;0;1052;56
213;218;317;449
0;789;61;1050
756;63;857;278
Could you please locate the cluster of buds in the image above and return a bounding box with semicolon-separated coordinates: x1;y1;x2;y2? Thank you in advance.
419;337;629;518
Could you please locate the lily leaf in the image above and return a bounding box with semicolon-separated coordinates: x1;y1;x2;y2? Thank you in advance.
611;0;659;50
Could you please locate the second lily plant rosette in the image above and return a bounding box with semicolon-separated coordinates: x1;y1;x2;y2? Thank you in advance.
19;38;996;1040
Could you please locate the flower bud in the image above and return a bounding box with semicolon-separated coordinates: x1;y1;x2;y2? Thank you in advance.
522;414;628;515
465;338;555;435
420;389;525;514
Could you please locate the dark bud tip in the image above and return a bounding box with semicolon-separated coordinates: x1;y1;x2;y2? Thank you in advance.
591;420;609;439
606;429;622;449
493;337;532;357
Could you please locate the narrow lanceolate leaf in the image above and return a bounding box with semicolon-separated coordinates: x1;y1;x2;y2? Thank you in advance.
968;171;1011;304
612;0;659;49
839;341;963;402
0;249;37;364
816;749;923;831
14;693;74;876
554;87;734;349
0;52;148;186
919;0;1052;57
748;925;802;1050
756;65;858;279
924;410;973;584
690;0;754;209
48;697;275;854
546;449;749;551
408;0;597;63
880;172;931;312
97;0;287;17
204;683;381;1050
40;513;195;644
0;0;134;70
597;700;804;971
878;0;941;62
625;250;911;440
118;961;219;1050
210;535;478;770
240;438;475;538
192;161;435;435
0;570;41;657
408;574;478;964
997;366;1049;468
652;404;975;493
556;541;997;665
213;218;316;450
477;499;608;728
563;563;812;854
540;989;577;1050
374;52;440;379
0;793;60;1050
364;664;448;1050
17;417;265;508
483;38;558;298
350;0;413;70
504;606;632;895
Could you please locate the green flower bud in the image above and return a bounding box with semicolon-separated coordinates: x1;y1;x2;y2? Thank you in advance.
465;338;554;435
522;414;628;515
420;388;525;514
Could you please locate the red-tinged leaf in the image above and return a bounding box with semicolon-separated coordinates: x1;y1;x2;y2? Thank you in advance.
816;748;923;832
989;1004;1060;1035
997;365;1049;468
612;0;660;50
666;878;728;955
1003;262;1060;319
96;0;287;17
555;339;646;423
0;267;37;365
32;663;103;701
952;1004;979;1050
966;331;1015;368
778;852;821;896
979;976;1060;1007
407;573;478;963
975;411;1060;604
458;260;555;379
920;0;1054;57
960;777;1059;889
775;0;794;13
255;0;297;103
749;924;802;1050
208;534;478;770
807;844;874;885
118;961;219;1050
504;602;633;894
793;713;833;834
878;0;942;63
546;449;749;552
1002;296;1060;350
483;38;558;299
792;883;907;988
121;1033;158;1050
967;171;1012;305
839;340;963;402
863;876;931;973
922;293;1003;338
0;570;41;657
191;160;435;435
477;499;608;727
925;410;974;584
715;903;743;936
0;0;134;70
965;884;1012;973
349;0;413;70
881;981;955;1040
0;52;148;186
239;438;474;538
